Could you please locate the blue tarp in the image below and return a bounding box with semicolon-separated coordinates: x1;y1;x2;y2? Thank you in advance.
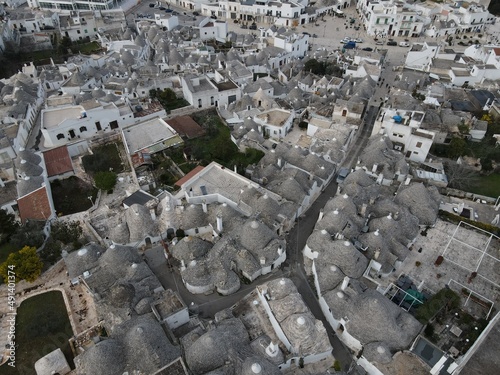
393;115;402;123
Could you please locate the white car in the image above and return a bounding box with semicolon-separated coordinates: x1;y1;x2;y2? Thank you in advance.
355;38;363;43
340;37;351;43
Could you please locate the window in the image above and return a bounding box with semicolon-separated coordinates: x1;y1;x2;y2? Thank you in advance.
80;126;87;132
56;133;64;140
416;142;422;148
77;30;81;34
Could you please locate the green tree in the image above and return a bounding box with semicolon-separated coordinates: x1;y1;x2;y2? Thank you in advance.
0;209;19;245
58;36;72;55
0;246;44;283
51;220;83;245
480;156;493;172
9;220;45;249
94;171;117;191
447;137;468;159
444;162;478;191
39;238;62;265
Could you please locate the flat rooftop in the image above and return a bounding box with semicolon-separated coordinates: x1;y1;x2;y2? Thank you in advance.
42;106;83;129
122;118;178;154
153;290;185;319
178;162;281;204
387;220;499;319
256;110;291;127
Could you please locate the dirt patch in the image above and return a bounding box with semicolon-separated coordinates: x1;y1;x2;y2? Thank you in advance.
50;176;97;216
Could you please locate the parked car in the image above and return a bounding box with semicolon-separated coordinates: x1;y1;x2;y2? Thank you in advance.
399;41;410;47
340;37;351;44
355;38;363;43
165;9;173;13
375;40;384;45
210;15;217;19
344;41;356;49
362;47;373;51
240;24;248;29
387;41;397;46
249;23;257;30
159;6;165;10
233;19;239;23
148;3;155;7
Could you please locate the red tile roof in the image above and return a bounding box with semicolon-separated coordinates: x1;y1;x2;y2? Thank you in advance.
174;166;205;187
166;116;206;139
43;146;73;177
494;48;500;56
17;186;52;222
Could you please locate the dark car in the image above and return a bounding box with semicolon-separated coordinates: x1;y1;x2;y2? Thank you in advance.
249;24;257;30
193;11;199;16
165;9;173;13
362;47;373;51
159;6;165;10
148;3;155;7
233;19;239;23
240;24;248;29
387;41;397;46
210;15;217;19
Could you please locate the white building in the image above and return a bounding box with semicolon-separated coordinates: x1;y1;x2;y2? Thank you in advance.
27;0;114;11
372;108;435;163
181;74;241;109
357;0;424;38
253;109;294;140
199;0;310;28
41;101;166;148
404;42;441;71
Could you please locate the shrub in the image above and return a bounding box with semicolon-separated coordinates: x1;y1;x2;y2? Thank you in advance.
333;360;342;371
416;288;460;323
94;171;117;191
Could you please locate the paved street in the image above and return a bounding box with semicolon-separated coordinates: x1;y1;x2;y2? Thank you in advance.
126;4;408;371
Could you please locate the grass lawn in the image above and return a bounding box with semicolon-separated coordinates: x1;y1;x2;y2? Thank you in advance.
0;242;17;264
51;176;97;216
73;41;102;55
469;173;500;198
0;291;74;375
158;111;264;179
93;143;125;173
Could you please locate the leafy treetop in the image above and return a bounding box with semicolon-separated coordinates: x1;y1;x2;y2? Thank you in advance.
0;246;44;283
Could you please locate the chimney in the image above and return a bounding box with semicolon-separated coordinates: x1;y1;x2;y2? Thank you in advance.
181;260;186;271
216;215;223;232
341;276;350;291
360;203;367;216
202;201;207;213
372;163;378;173
277;157;282;168
150;208;156;221
277;245;283;256
374;248;381;260
260;257;266;265
266;342;279;357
